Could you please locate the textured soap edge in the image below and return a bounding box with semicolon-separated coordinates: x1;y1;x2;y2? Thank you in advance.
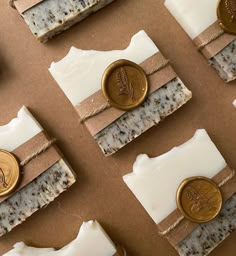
177;193;236;256
21;0;115;43
208;39;236;82
0;159;76;237
94;77;192;156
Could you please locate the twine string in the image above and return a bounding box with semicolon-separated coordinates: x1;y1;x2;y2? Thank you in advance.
197;29;224;51
20;138;57;167
80;59;170;123
158;216;185;236
218;169;235;187
159;169;236;236
80;101;111;123
145;59;170;76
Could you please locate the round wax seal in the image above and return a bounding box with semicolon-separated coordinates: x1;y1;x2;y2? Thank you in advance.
217;0;236;34
0;149;20;196
102;59;149;111
176;177;223;223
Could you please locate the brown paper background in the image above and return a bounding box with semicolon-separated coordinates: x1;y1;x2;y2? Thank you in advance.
0;1;235;255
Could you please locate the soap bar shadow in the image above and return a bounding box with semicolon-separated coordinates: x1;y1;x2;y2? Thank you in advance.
0;52;14;84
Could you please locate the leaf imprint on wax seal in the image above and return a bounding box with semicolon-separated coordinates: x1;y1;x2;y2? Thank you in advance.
0;168;8;189
186;185;219;214
226;0;236;22
116;67;135;100
177;177;223;223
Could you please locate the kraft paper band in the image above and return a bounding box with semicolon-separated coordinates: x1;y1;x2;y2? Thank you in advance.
13;0;43;14
157;166;236;247
0;131;62;204
193;21;236;59
76;52;177;136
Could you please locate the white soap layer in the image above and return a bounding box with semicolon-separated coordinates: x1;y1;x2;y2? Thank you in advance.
0;106;43;152
3;221;117;256
164;0;218;39
49;30;159;106
123;129;227;224
233;99;236;108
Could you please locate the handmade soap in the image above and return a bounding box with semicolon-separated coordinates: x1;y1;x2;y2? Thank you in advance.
13;0;115;43
0;106;76;237
3;220;124;256
165;0;236;82
49;30;192;156
123;129;236;256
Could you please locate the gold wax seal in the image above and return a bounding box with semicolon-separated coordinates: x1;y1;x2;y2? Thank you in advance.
0;150;20;196
217;0;236;34
176;177;222;223
102;59;149;111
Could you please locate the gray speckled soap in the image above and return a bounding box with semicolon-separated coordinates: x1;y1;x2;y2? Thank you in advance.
209;40;236;82
20;0;115;42
0;159;76;237
94;77;192;156
178;193;236;256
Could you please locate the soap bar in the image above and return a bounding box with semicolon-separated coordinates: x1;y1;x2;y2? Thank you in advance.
123;129;236;256
0;106;76;237
3;220;125;256
164;0;236;82
14;0;115;43
49;31;192;156
123;129;227;223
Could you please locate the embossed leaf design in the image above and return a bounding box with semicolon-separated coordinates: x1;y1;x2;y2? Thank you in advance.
0;168;8;188
116;67;135;100
226;0;236;21
187;185;219;214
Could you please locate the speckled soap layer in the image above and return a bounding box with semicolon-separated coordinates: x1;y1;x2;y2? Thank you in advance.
178;193;236;256
22;0;114;42
94;77;192;156
209;39;236;82
0;159;76;237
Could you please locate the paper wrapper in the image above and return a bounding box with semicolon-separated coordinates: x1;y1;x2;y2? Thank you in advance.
157;166;236;256
14;0;43;13
13;0;115;42
0;131;76;237
76;52;192;156
1;0;236;255
193;22;236;82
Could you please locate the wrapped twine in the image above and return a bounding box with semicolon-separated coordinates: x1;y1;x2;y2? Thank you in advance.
20;138;57;167
197;28;224;51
